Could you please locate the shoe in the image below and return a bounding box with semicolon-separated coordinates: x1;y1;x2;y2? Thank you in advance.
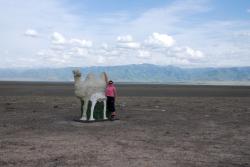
110;115;115;121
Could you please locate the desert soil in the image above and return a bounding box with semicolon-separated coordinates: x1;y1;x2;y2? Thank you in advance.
0;82;250;167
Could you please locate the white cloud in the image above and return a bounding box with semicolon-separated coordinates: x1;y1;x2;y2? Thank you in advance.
43;31;204;67
117;42;141;49
137;50;151;59
174;58;191;65
170;46;204;60
70;47;88;57
69;38;92;48
97;56;106;64
101;43;109;50
0;0;249;68
145;32;175;48
0;0;91;68
51;32;93;48
51;32;66;45
185;47;204;59
50;43;65;51
34;31;94;67
117;35;133;42
117;35;141;49
142;32;204;62
37;51;45;56
237;32;250;37
24;29;38;37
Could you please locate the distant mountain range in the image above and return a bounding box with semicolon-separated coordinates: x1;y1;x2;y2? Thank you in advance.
0;64;250;84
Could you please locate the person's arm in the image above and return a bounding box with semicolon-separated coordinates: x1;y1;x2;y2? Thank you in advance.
114;87;117;98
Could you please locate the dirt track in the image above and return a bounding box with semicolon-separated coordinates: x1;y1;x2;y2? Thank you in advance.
0;82;250;167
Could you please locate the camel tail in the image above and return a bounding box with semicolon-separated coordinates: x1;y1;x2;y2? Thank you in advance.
102;72;108;84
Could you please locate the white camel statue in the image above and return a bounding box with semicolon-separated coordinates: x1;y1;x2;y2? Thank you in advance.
73;69;108;121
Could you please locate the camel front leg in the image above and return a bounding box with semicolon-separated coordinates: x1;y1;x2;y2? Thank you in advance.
103;100;108;120
80;98;88;120
89;100;96;121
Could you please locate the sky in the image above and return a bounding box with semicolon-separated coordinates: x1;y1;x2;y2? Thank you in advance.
0;0;249;68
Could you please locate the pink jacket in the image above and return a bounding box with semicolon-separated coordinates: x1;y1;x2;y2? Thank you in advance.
105;84;117;97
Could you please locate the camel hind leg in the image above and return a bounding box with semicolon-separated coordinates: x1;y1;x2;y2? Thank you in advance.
80;98;88;120
80;100;84;117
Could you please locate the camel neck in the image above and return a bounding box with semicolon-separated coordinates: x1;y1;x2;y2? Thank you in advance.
74;77;81;84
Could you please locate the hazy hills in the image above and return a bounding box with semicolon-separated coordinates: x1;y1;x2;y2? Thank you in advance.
0;64;250;83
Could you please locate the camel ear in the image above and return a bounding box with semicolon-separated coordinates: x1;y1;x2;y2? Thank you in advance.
72;70;77;75
73;68;80;72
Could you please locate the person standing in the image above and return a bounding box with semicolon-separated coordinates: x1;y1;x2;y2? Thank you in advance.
105;80;117;120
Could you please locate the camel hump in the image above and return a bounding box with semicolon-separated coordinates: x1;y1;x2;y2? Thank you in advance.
86;72;96;80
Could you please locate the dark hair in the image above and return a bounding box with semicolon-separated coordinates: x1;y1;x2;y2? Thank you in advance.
108;80;113;84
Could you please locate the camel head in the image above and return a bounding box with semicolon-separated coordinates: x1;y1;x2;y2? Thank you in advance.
72;69;81;78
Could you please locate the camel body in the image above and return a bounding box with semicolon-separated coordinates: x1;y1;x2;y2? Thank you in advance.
73;70;108;121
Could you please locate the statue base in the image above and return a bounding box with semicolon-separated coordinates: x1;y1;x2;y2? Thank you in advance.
74;118;120;123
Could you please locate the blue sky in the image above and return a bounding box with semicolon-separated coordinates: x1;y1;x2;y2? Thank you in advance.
0;0;249;68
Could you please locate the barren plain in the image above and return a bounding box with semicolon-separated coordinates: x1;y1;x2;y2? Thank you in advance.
0;82;250;167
